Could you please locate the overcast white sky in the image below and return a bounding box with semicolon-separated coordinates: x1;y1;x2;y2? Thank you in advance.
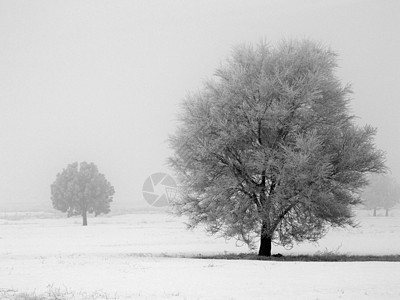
1;0;399;211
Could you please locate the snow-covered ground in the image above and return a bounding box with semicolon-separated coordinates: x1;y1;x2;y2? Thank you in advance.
0;210;399;299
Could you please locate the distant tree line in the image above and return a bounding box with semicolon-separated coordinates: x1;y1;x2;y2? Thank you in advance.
362;174;400;216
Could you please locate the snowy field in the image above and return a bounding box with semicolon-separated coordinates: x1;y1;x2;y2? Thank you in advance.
0;210;399;299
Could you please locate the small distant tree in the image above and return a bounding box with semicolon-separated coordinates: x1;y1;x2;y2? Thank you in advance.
168;39;386;256
362;175;400;216
51;162;115;226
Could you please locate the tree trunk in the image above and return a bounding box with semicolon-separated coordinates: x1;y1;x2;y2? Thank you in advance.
258;221;272;256
82;209;88;226
373;208;377;217
258;234;272;256
385;208;389;217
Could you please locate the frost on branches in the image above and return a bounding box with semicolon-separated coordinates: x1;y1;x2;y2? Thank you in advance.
169;40;386;256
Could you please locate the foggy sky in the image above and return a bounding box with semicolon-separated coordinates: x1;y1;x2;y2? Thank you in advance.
1;0;399;211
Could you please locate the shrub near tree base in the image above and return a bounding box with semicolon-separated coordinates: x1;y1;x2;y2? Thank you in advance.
169;39;386;256
51;162;115;226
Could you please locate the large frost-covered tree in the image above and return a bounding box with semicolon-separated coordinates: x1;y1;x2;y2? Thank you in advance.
168;40;386;256
51;162;115;226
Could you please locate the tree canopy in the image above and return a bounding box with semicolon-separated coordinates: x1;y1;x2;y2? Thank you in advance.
51;162;115;226
168;39;386;256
